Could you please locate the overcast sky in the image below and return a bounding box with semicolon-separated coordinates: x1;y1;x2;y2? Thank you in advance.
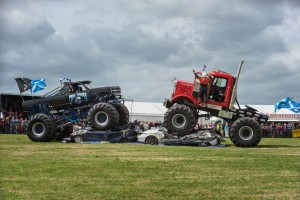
0;0;299;105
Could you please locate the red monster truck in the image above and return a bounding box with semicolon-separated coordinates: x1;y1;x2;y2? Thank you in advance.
163;61;269;147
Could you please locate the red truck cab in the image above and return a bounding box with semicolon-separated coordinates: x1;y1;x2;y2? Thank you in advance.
167;70;236;109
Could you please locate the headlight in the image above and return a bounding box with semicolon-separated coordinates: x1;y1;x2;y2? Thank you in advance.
158;133;164;139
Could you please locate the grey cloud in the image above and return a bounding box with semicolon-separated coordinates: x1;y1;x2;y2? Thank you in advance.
71;24;180;64
0;6;55;46
0;0;300;104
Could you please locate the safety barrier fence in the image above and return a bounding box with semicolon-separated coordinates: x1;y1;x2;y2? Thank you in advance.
0;122;27;134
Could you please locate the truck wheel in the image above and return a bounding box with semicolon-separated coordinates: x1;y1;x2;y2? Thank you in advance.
229;117;262;147
114;103;129;126
87;103;119;131
53;116;73;141
164;104;197;136
27;114;56;142
56;124;73;141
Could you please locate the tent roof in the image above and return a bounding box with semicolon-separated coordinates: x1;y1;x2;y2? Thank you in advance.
124;101;167;116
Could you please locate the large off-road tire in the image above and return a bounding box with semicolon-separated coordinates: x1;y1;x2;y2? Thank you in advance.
87;103;119;131
27;114;56;142
229;117;262;147
53;116;73;141
164;104;197;136
113;103;129;126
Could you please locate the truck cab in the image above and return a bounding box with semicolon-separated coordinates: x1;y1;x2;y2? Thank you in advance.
166;70;235;110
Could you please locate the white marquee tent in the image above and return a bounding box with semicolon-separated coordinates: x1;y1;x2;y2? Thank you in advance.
124;101;167;122
243;105;300;122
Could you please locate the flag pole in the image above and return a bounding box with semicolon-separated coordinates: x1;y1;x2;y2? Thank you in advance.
31;88;34;100
20;91;24;102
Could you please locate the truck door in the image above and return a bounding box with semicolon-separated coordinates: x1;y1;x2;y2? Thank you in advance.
208;77;228;106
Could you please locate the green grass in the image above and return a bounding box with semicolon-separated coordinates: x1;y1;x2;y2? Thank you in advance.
0;135;299;200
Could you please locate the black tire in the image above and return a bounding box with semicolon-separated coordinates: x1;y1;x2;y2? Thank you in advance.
229;117;262;147
87;103;119;131
145;136;159;145
53;116;73;141
27;114;56;142
114;103;129;126
164;104;197;136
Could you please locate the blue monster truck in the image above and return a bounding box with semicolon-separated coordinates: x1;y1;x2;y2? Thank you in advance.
23;80;129;142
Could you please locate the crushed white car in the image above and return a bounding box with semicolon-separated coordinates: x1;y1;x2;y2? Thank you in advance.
137;127;167;145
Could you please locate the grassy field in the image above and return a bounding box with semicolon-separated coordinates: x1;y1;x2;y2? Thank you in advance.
0;134;299;200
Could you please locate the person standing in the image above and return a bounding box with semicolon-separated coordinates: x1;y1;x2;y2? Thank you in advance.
10;117;16;134
192;69;211;107
0;117;4;133
277;123;283;138
287;123;293;138
271;122;277;138
224;122;230;137
215;121;223;136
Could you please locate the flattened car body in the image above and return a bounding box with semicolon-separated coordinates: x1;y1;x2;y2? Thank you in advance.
160;130;225;146
70;128;137;143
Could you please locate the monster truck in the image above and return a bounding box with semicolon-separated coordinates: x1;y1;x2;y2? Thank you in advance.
163;61;269;147
22;80;129;142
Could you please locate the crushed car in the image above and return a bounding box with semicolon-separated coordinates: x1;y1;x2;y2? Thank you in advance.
138;127;225;147
137;127;167;145
63;127;138;143
160;131;225;147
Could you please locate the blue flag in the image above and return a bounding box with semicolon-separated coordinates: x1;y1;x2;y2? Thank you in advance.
31;78;46;93
274;97;300;113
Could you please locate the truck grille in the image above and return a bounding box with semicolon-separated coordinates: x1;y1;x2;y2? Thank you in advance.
111;87;122;98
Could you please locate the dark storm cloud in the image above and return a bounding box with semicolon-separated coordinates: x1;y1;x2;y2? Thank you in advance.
0;0;299;104
0;1;55;45
72;24;180;64
238;61;298;104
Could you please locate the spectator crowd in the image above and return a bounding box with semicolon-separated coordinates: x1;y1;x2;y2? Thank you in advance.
261;122;297;138
0;99;28;134
0;114;28;134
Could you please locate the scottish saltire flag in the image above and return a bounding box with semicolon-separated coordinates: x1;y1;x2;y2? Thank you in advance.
284;99;300;113
274;97;300;113
60;77;71;83
31;78;46;93
289;101;300;113
14;77;31;93
274;97;291;112
202;65;206;72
